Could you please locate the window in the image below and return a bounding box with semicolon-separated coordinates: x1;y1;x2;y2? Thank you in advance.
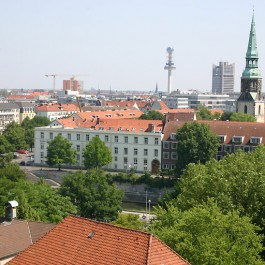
232;136;244;143
218;145;223;152
76;145;80;152
77;154;80;160
154;149;158;157
114;156;118;162
77;134;80;140
155;138;158;145
224;145;233;153
250;137;262;144
41;152;44;159
171;152;177;160
219;135;226;143
124;148;128;155
144;149;148;156
41;132;44;139
114;164;118;169
50;132;53;139
86;134;90;141
134;148;138;155
144;159;148;166
163;152;169;159
144;137;148;144
124;136;128;143
114;147;118;154
243;146;250;152
234;145;243;151
134;137;138;144
68;133;71;140
171;142;177;149
41;144;44;150
170;133;176;140
163;164;169;169
124;157;128;164
216;155;222;161
163;142;170;149
105;135;109;142
115;136;118;143
134;158;138;165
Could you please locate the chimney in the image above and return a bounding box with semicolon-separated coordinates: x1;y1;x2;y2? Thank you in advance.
5;201;18;221
148;123;155;133
96;117;100;125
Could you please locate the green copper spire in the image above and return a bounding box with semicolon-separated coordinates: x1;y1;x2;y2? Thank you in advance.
246;11;258;59
242;10;261;78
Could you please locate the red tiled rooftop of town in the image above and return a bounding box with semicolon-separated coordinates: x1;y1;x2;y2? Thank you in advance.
8;215;190;265
36;103;80;112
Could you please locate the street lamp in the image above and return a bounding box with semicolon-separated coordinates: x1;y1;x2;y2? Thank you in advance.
148;199;151;221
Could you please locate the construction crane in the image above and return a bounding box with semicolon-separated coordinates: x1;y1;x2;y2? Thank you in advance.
45;74;89;94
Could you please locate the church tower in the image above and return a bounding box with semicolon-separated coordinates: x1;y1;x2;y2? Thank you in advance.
237;12;264;122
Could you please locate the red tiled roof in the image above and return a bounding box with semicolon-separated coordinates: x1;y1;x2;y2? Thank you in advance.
53;117;164;132
74;108;143;120
163;120;265;145
0;219;55;260
36;104;80;112
209;109;224;115
9;215;190;265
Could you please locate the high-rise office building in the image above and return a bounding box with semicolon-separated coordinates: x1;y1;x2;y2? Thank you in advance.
212;62;235;94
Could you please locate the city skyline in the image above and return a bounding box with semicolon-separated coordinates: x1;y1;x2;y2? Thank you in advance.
0;0;264;92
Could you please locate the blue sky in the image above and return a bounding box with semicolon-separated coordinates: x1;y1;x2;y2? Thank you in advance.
0;0;264;92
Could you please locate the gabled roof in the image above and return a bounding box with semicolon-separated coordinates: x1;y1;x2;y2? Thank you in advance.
36;104;80;112
0;219;55;260
9;215;190;265
73;108;143;120
163;120;265;145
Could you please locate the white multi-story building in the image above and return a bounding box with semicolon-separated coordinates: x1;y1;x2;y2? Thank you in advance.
34;119;163;173
164;92;229;110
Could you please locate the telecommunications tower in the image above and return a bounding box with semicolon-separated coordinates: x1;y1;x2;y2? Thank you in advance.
164;47;176;94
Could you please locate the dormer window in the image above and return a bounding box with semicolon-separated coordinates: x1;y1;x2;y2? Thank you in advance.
170;133;176;140
219;135;227;143
232;136;244;143
250;137;262;144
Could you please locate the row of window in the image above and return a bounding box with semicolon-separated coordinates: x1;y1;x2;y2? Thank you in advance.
163;142;177;149
219;145;257;153
116;147;159;157
41;132;159;145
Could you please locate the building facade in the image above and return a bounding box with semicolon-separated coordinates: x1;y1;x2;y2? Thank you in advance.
212;62;235;94
34;120;163;173
164;92;229;110
237;13;264;122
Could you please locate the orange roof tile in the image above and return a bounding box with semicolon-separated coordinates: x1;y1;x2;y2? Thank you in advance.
74;108;143;120
163;120;265;145
36;104;80;112
9;215;190;265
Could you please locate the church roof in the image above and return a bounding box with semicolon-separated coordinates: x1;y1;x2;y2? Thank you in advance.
246;12;258;59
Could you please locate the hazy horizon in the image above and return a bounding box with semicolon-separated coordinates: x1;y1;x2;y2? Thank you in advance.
0;1;264;93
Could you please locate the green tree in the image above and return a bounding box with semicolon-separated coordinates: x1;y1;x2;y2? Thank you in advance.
0;163;26;181
149;202;264;265
46;134;77;170
230;112;256;122
60;169;124;221
0;135;12;154
220;112;256;122
111;213;146;230
174;146;265;230
196;105;214;120
3;122;27;151
139;110;165;120
176;122;219;174
83;136;112;169
0;177;77;223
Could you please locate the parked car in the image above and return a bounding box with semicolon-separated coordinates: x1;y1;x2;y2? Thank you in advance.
19;161;26;166
17;150;28;155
